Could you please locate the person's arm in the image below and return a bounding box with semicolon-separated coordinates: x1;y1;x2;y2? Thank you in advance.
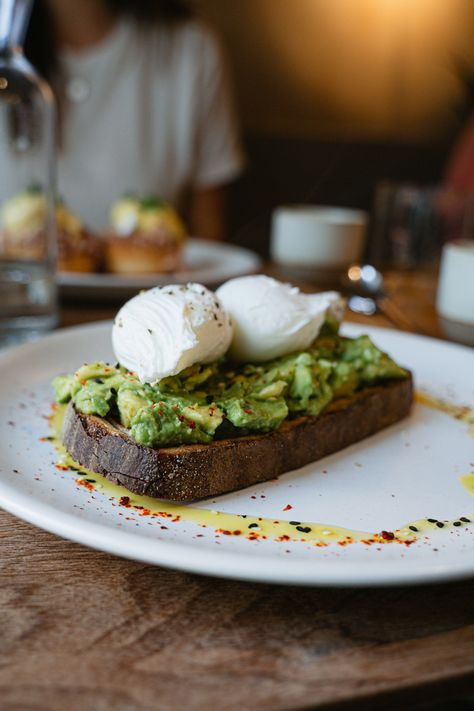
189;184;227;241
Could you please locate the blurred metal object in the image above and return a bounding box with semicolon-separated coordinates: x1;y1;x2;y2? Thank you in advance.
0;0;32;53
342;263;425;333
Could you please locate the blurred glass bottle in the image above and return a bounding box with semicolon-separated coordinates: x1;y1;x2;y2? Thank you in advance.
0;0;57;346
368;182;442;270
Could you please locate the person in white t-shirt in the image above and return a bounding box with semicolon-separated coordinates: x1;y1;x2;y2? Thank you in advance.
24;0;244;239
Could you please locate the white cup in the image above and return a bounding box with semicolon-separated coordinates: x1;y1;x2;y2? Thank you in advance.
436;240;474;345
271;205;368;269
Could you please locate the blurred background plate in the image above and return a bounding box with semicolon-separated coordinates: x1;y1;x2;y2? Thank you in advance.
58;238;262;300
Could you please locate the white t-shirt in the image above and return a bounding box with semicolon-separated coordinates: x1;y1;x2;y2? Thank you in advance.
57;19;243;229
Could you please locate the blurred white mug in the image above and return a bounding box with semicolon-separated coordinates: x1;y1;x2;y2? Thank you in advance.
436;240;474;346
271;205;367;269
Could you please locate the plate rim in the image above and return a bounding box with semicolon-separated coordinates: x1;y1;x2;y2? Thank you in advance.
1;321;473;587
1;474;474;588
57;237;262;290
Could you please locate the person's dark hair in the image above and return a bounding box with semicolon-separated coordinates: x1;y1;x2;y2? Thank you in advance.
24;0;193;87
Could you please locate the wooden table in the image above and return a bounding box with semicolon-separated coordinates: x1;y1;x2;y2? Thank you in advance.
2;271;474;711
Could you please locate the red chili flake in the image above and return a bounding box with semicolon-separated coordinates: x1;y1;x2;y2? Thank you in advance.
283;504;293;511
80;379;87;386
217;528;232;536
119;496;130;506
277;534;290;542
158;411;164;417
188;420;196;429
381;530;395;541
55;464;69;471
233;530;242;536
76;479;94;492
243;408;253;414
178;415;185;422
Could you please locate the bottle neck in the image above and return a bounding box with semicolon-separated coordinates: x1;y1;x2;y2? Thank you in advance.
0;0;32;56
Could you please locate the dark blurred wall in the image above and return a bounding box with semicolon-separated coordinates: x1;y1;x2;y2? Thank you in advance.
193;0;474;253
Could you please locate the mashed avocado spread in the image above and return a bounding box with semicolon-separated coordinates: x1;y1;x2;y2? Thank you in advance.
53;333;407;448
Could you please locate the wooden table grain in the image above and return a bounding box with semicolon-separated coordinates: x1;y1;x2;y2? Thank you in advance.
2;270;474;711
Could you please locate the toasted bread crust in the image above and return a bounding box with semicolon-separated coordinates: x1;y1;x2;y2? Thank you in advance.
61;375;413;501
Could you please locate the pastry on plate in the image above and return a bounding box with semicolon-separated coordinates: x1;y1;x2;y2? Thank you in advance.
103;195;187;274
0;186;102;272
55;201;102;273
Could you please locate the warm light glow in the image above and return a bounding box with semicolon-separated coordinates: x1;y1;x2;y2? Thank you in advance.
348;265;362;282
0;78;8;90
197;0;474;139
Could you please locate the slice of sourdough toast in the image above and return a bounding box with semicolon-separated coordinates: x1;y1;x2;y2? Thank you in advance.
61;373;413;502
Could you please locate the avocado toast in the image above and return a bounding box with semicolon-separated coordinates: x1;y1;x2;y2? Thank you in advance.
54;333;412;501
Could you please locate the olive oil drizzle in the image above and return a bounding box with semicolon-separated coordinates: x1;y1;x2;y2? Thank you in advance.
47;393;474;546
460;474;474;498
415;390;474;438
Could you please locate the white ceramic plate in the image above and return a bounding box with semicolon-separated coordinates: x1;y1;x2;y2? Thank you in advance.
0;322;473;587
58;238;262;299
